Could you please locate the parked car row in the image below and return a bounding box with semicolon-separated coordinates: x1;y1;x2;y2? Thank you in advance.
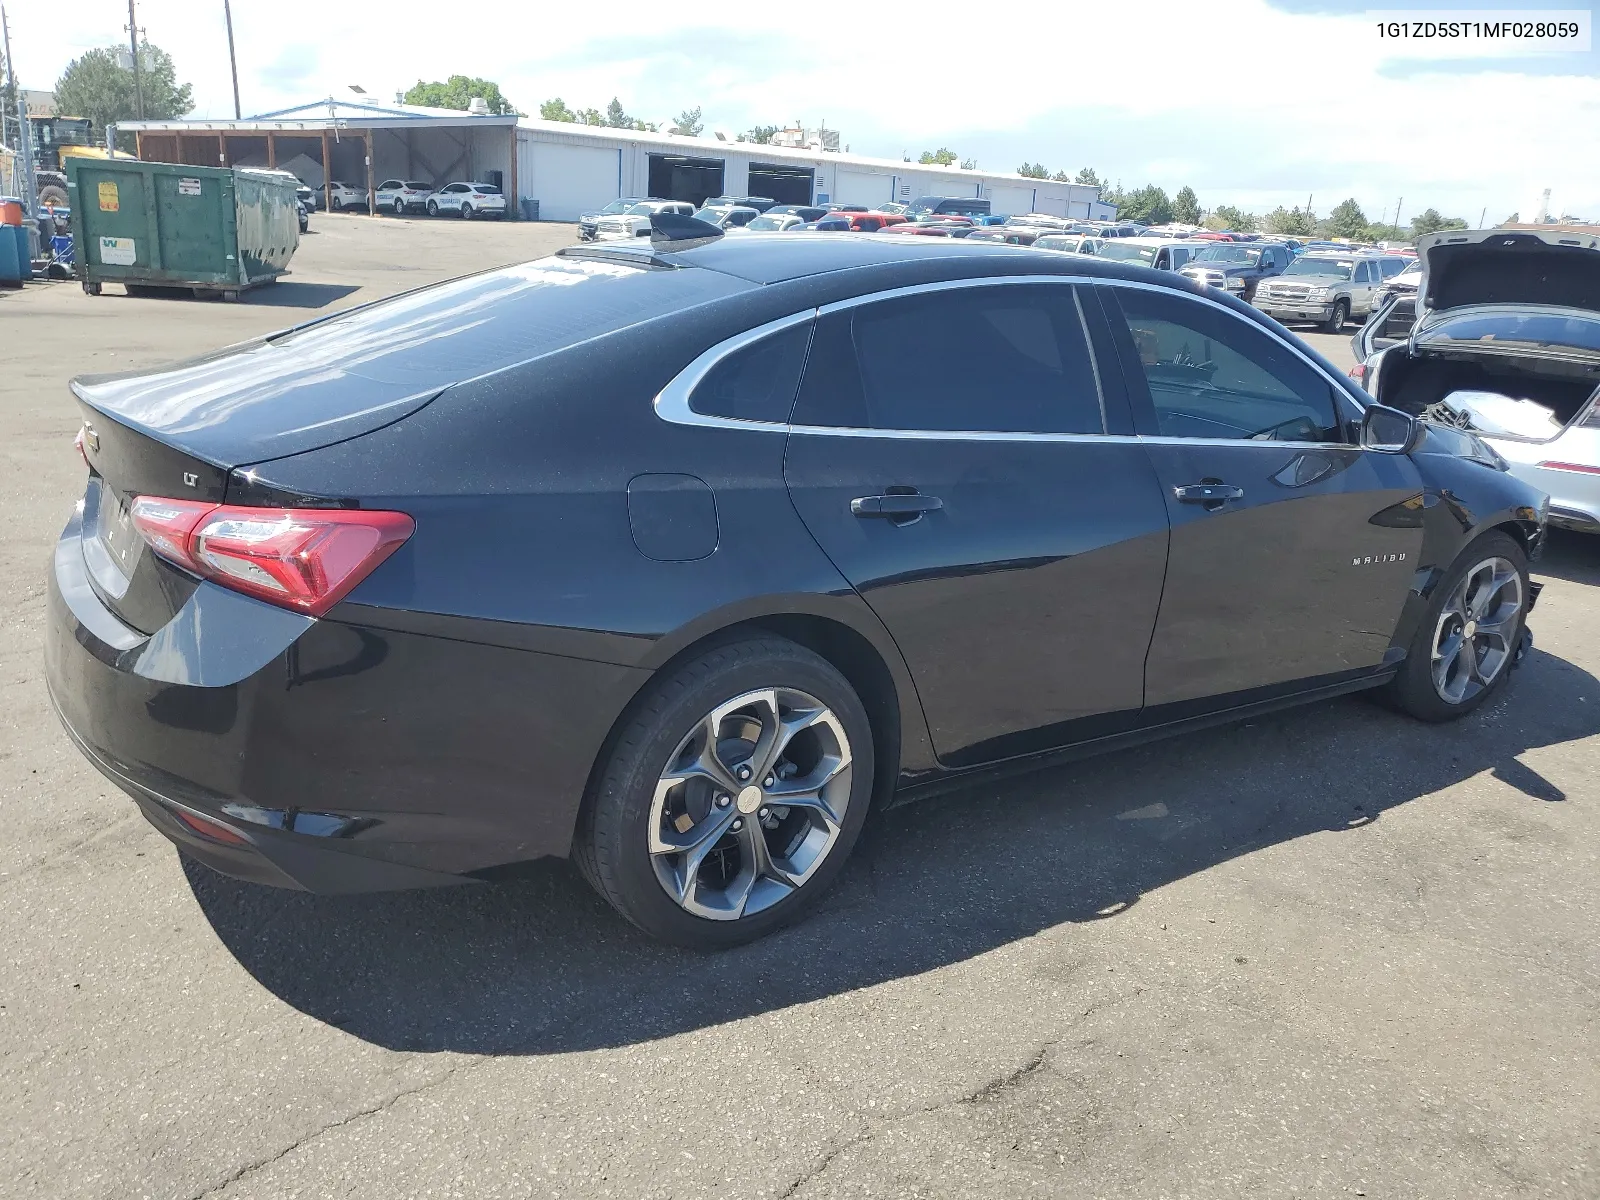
295;179;509;220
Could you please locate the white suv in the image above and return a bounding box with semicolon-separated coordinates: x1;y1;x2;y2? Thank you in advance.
323;181;369;212
427;183;508;220
376;180;436;215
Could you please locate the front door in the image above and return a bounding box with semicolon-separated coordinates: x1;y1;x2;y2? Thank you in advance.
783;281;1172;765
1096;283;1425;711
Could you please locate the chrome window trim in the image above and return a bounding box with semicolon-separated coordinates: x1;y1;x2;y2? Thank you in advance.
652;273;1367;444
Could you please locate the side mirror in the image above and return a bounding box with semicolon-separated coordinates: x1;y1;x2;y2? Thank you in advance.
1361;403;1419;454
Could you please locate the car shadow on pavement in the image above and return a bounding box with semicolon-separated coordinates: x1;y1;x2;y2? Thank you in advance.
185;646;1600;1056
241;282;363;309
1532;530;1600;587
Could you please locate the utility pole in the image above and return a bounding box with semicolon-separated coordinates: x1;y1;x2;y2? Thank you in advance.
125;0;145;120
223;0;241;119
1478;206;1487;229
1394;196;1404;233
1;3;37;213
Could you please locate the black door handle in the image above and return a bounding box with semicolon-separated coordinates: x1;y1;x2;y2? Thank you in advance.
1174;483;1244;504
851;493;943;519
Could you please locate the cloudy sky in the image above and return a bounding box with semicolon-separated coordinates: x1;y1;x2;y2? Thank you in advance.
10;0;1598;222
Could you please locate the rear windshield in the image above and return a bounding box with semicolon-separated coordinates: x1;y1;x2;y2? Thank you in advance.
472;185;501;194
1417;308;1600;357
1095;242;1158;265
1194;244;1260;263
270;256;752;380
1284;258;1354;278
407;181;432;190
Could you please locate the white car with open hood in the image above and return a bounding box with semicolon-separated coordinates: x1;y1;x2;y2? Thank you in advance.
1355;227;1600;534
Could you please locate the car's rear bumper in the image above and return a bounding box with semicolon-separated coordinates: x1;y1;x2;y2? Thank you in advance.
45;508;651;892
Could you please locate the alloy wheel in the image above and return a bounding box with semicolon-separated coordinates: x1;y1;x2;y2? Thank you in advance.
1431;556;1523;704
648;687;853;921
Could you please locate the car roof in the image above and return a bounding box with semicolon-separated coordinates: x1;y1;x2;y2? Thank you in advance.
568;230;1206;287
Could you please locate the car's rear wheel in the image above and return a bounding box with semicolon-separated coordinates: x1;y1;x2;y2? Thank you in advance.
576;637;875;949
1382;531;1529;721
1323;298;1349;332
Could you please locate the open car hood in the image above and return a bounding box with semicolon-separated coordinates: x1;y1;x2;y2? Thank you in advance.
1418;228;1600;320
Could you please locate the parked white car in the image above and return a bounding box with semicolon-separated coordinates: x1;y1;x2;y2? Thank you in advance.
1033;234;1108;255
376;179;436;215
692;205;761;230
592;200;697;241
739;213;807;233
427;182;508;220
321;181;369;212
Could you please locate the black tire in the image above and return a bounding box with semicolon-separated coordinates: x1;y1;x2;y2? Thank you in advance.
82;281;102;296
1381;530;1529;722
461;203;473;220
1323;298;1349;333
330;197;342;212
576;636;876;949
426;200;439;217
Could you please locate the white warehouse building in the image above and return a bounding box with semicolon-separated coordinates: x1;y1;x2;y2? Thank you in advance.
515;119;1111;221
120;92;1111;222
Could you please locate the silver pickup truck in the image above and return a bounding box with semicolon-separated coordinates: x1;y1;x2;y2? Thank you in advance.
1253;252;1394;332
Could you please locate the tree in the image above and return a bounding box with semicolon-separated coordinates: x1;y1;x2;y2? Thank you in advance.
54;45;193;147
1173;186;1201;224
1117;184;1173;225
1051;169;1072;183
742;125;779;144
1263;205;1316;236
577;107;605;126
1410;207;1467;237
1322;197;1368;239
1018;162;1050;179
1206;203;1257;232
540;98;576;122
404;76;517;115
605;97;630;128
1075;167;1101;186
671;107;704;136
919;148;958;166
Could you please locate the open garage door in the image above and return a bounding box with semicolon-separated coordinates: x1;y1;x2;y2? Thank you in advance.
748;161;813;206
834;169;896;207
648;154;725;207
528;142;619;222
986;184;1037;217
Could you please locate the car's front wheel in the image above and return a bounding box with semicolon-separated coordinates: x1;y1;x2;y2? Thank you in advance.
577;636;875;949
1323;298;1350;333
461;203;473;220
1383;531;1529;721
426;200;439;216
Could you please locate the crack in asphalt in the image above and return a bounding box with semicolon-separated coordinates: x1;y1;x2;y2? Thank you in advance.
185;1064;465;1200
778;990;1139;1197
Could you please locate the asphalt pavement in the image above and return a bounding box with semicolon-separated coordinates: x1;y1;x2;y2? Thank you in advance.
2;216;1595;1199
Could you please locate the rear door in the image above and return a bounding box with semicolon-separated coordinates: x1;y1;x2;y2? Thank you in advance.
783;280;1172;765
1096;283;1425;710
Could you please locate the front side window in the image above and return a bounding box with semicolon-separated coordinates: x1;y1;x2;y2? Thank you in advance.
792;284;1104;435
1106;286;1341;443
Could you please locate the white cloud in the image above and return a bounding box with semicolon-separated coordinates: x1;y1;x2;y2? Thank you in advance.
11;0;1598;220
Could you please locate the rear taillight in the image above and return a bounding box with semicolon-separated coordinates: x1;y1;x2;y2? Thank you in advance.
173;809;250;846
1348;363;1367;385
1536;461;1600;476
129;497;413;616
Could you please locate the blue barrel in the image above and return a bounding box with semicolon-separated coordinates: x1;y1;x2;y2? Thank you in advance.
0;224;20;285
13;225;32;280
51;234;74;265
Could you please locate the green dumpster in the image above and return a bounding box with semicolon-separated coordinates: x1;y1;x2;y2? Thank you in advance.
66;158;299;300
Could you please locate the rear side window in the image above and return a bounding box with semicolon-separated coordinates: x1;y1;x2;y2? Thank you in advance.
792;284;1105;435
690;323;813;423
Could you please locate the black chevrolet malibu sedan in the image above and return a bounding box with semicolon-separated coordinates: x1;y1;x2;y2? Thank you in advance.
46;220;1547;948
